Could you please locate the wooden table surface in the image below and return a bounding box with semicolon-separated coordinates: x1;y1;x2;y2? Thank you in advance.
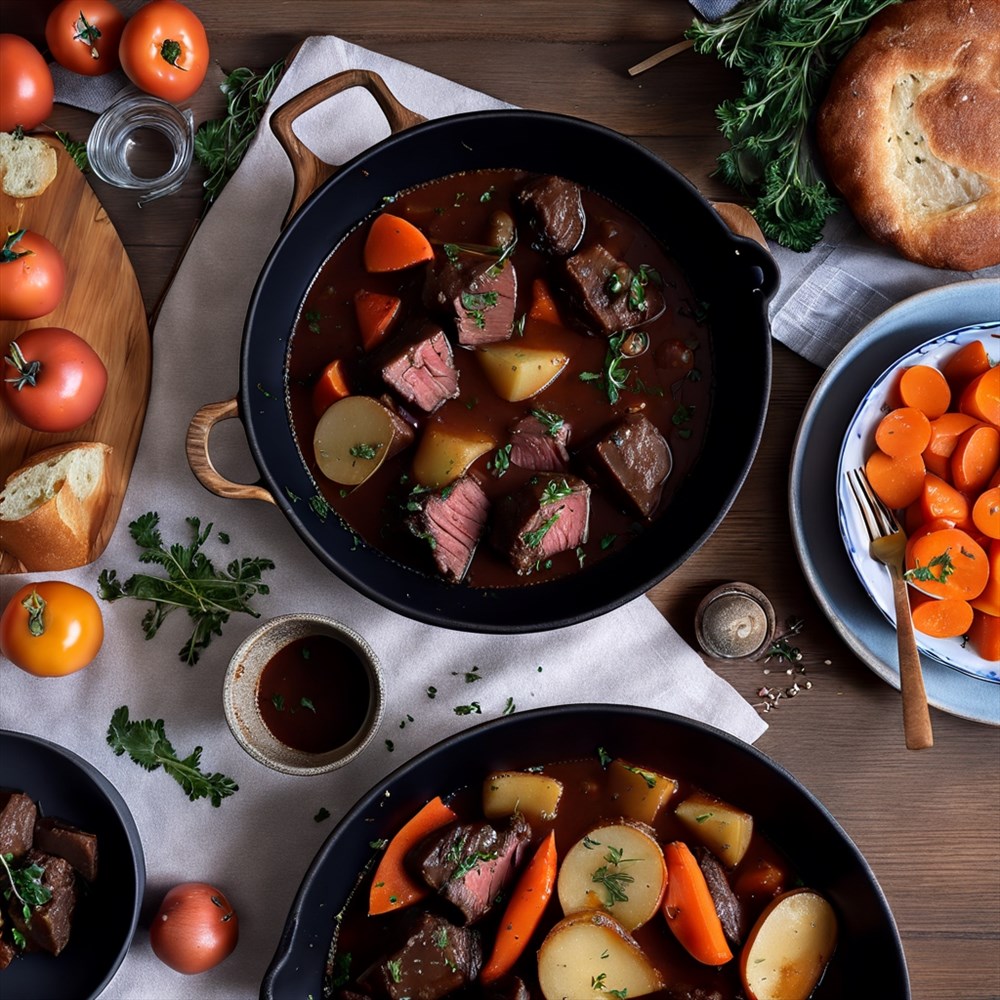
14;2;998;997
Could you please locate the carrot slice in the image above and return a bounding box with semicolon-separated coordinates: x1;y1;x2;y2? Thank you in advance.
480;831;558;984
910;592;974;639
528;278;562;325
968;610;1000;661
312;359;352;417
919;473;971;527
368;796;457;915
943;340;992;392
972;488;1000;541
905;517;956;566
354;289;401;352
905;527;989;601
898;364;951;419
662;841;733;966
959;367;1000;427
950;424;1000;494
970;540;999;617
875;407;931;458
925;411;981;458
363;213;434;272
865;451;925;510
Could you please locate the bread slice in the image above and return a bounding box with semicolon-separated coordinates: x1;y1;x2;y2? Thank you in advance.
0;132;58;198
0;442;112;571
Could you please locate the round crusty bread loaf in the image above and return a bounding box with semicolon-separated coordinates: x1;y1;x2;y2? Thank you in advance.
817;0;1000;271
0;442;112;571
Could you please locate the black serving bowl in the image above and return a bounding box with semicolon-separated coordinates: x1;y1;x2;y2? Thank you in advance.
231;72;775;634
260;705;909;999
0;730;145;1000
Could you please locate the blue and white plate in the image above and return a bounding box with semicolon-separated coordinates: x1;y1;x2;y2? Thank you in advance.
837;322;1000;683
790;278;1000;726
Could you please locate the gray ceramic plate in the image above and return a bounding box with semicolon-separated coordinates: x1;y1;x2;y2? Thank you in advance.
790;278;1000;726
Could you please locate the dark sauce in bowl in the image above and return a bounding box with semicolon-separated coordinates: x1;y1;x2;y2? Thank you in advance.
256;634;371;754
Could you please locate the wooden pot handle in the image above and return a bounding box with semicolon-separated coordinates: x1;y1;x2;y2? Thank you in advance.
270;68;426;228
186;397;276;505
711;202;768;248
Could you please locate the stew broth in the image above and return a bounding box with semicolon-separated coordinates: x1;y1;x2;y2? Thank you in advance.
286;169;712;588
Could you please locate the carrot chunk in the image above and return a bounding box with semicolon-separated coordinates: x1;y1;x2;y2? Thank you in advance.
898;364;951;419
368;796;457;915
312;359;351;417
919;473;971;527
968;610;1000;661
354;289;402;352
481;831;558;984
943;340;992;392
910;592;974;639
528;277;562;325
950;424;1000;494
865;451;925;510
905;527;989;601
972;488;1000;541
662;841;733;966
363;213;434;272
925;411;980;458
969;540;999;617
959;366;1000;427
875;407;931;458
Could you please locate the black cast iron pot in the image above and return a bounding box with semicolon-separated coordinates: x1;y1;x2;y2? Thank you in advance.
188;71;777;633
260;705;909;999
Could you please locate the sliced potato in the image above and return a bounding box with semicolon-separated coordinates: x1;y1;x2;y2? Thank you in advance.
476;343;569;401
606;758;679;825
675;791;753;868
557;822;667;931
313;395;395;486
740;889;838;1000
412;423;495;488
482;771;563;825
537;911;664;1000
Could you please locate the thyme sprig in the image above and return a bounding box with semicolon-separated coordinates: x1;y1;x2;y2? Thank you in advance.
687;0;901;250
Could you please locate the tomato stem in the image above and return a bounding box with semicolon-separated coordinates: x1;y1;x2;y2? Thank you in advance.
73;11;103;59
22;590;46;637
3;341;41;390
2;230;34;263
160;39;187;69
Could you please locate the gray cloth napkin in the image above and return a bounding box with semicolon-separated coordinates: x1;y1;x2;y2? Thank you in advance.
2;35;766;1000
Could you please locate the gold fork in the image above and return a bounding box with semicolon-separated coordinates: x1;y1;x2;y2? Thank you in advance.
846;469;934;750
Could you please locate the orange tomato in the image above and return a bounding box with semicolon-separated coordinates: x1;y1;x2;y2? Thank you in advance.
0;581;104;676
118;0;209;102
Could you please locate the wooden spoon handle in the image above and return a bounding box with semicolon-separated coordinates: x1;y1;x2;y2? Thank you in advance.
889;568;934;749
270;68;425;228
186;397;276;504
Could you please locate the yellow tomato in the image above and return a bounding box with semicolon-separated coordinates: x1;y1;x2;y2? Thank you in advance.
0;582;104;676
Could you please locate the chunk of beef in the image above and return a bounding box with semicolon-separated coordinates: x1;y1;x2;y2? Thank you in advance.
374;914;482;1000
517;175;586;256
425;250;518;346
590;413;671;518
382;325;460;413
407;476;490;583
379;394;417;459
696;847;745;947
508;410;571;472
0;930;16;970
0;791;36;860
564;243;665;335
490;474;591;574
33;816;99;882
9;850;76;956
409;815;531;924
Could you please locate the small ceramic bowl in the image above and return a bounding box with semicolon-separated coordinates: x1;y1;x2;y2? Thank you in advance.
224;614;385;775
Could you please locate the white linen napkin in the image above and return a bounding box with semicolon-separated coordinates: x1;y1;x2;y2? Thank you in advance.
1;35;766;1000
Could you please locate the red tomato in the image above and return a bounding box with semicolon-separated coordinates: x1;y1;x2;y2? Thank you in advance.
0;229;66;321
0;582;104;677
118;1;209;102
150;882;239;974
2;327;108;432
45;0;127;77
0;34;55;132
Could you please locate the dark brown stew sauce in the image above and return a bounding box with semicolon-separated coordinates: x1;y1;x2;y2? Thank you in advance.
326;756;804;999
286;169;711;588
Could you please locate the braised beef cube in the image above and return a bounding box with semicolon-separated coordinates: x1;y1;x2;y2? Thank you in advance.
508;410;571;472
517;175;586;256
407;476;490;583
382;325;460;413
696;847;745;947
9;850;77;956
33;816;98;882
591;413;671;518
0;791;37;860
378;394;417;459
425;249;517;346
409;815;531;924
490;474;591;575
375;913;482;1000
0;932;16;969
564;243;665;335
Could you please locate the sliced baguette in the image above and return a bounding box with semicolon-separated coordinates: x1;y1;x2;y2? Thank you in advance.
0;442;112;570
0;132;58;198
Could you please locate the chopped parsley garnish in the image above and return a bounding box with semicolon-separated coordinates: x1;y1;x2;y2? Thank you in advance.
591;846;637;906
904;551;956;584
522;511;561;549
540;479;573;505
460;290;500;329
531;407;565;437
453;702;482;716
348;442;381;460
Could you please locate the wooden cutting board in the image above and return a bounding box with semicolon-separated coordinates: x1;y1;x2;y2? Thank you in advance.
0;136;151;573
